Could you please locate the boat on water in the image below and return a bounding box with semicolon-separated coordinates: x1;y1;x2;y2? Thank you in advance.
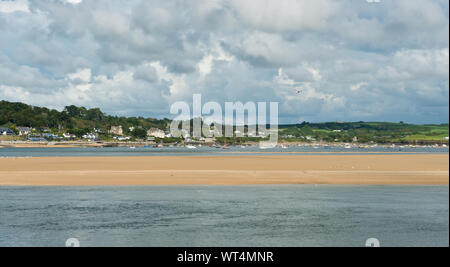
186;145;197;149
129;146;136;149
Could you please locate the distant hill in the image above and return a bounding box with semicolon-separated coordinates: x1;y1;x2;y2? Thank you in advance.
278;121;449;144
0;100;448;144
0;100;170;134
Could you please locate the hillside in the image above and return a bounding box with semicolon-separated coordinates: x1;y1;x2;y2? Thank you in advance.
278;121;449;144
0;100;170;135
0;100;448;144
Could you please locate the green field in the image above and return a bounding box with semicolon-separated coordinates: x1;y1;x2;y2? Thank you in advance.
278;122;449;144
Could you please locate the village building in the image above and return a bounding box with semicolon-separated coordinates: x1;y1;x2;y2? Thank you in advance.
147;128;165;138
109;126;123;136
82;133;98;141
17;127;32;136
180;129;190;139
115;136;131;141
63;133;76;139
0;127;14;136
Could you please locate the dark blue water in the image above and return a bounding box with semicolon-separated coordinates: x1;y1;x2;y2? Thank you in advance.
0;186;448;247
0;146;448;157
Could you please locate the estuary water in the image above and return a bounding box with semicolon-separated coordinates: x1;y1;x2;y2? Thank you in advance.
0;146;448;157
0;185;448;247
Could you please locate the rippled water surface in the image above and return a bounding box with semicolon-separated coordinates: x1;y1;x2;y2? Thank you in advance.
0;185;448;247
0;146;448;157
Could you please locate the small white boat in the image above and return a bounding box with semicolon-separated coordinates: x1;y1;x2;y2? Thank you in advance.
186;145;197;149
129;146;136;149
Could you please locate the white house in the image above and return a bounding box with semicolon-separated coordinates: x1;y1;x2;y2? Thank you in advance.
116;136;131;141
181;129;190;139
0;128;14;136
147;128;165;138
109;126;123;136
82;133;98;140
17;127;32;136
63;133;76;139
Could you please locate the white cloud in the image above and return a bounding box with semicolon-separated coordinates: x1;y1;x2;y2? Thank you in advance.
0;0;29;13
0;0;448;123
65;0;83;5
229;0;336;32
68;68;91;83
351;82;368;92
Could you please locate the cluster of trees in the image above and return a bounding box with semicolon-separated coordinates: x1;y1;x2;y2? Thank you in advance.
0;101;170;136
0;101;68;129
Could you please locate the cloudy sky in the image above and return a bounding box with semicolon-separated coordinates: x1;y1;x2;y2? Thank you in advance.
0;0;448;123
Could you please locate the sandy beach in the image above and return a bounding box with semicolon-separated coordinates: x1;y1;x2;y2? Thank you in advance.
0;154;448;186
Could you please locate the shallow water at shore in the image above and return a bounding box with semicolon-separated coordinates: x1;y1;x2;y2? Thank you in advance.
0;146;448;157
0;185;448;247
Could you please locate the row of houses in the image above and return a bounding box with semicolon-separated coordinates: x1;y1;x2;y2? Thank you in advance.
109;126;168;138
1;127;34;136
0;127;41;136
109;126;271;140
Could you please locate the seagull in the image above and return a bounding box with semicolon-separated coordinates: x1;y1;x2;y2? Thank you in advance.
296;89;302;94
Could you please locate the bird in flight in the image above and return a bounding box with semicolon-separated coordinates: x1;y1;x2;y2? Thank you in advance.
296;88;302;94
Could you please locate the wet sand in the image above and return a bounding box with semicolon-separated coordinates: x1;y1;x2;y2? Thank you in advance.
0;155;448;186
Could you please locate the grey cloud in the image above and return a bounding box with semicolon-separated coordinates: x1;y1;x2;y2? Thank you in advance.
0;0;448;123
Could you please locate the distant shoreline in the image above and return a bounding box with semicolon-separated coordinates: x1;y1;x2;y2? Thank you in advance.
0;154;448;186
0;141;448;149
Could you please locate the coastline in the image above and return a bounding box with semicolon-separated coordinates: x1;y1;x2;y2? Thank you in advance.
1;140;448;149
0;154;448;186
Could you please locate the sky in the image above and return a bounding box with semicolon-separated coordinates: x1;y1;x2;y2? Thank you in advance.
0;0;448;124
